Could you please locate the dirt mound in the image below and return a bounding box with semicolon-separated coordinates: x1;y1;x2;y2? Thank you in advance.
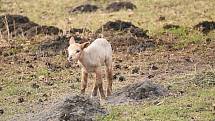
11;95;106;121
108;80;167;104
96;20;148;38
59;95;106;121
96;20;154;52
0;14;62;38
163;24;180;29
39;35;70;54
39;28;91;54
68;28;91;34
106;2;136;12
194;21;215;34
0;14;30;28
69;4;99;13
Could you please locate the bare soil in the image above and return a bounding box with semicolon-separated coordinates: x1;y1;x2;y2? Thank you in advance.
96;20;154;52
194;21;215;34
0;14;62;38
108;80;168;104
9;95;106;121
163;24;180;29
69;4;99;14
106;2;137;12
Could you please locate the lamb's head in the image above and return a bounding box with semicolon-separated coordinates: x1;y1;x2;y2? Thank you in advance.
67;37;90;63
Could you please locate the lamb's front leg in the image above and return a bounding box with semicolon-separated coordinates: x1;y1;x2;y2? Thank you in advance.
81;69;88;94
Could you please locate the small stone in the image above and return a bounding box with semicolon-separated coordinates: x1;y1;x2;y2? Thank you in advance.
69;84;75;89
212;104;215;110
42;94;48;97
0;109;4;115
151;65;158;70
33;57;37;60
65;62;71;68
30;74;37;79
113;75;117;80
38;99;43;102
178;90;185;94
132;67;140;74
27;64;34;68
18;97;24;103
153;100;160;105
77;109;85;115
25;60;30;64
26;92;31;96
206;38;211;44
32;83;40;89
118;76;125;82
148;75;154;79
3;52;9;57
39;75;45;80
158;16;165;21
113;72;120;80
184;57;193;63
76;78;80;82
117;59;123;63
187;104;192;108
167;85;172;90
123;65;129;69
114;64;121;69
45;81;54;86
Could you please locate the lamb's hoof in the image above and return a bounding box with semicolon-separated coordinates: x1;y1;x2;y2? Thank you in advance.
107;93;112;97
80;92;85;96
100;96;107;101
90;94;97;99
100;97;107;105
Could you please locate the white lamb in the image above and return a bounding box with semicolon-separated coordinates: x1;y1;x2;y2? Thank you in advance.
67;37;113;100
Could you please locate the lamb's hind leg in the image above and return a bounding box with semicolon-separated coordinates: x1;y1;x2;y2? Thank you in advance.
92;68;106;99
106;65;112;96
81;69;88;94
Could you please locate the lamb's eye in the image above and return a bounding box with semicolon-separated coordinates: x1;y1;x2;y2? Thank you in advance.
76;50;80;53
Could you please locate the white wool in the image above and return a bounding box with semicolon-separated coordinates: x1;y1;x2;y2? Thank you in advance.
80;38;112;72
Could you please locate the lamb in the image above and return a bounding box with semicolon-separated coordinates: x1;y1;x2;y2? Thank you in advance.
67;37;113;100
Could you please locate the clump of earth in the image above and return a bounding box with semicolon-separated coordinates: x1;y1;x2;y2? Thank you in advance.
0;14;62;38
96;20;155;52
96;20;148;38
59;95;106;121
163;24;180;29
194;21;215;34
11;95;106;121
108;80;168;104
38;27;91;55
106;2;137;12
69;4;99;14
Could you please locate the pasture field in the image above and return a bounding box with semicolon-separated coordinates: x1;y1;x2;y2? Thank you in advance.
0;0;215;120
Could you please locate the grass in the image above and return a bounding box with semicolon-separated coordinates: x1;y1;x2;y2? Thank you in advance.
0;0;215;120
1;0;215;31
162;27;205;49
100;72;215;121
1;0;214;48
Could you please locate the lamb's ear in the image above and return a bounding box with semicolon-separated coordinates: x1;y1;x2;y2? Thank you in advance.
81;42;90;50
69;37;75;45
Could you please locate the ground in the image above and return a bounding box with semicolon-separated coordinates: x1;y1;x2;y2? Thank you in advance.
0;0;215;121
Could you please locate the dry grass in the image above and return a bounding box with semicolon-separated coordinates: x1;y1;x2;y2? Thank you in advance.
0;0;215;120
